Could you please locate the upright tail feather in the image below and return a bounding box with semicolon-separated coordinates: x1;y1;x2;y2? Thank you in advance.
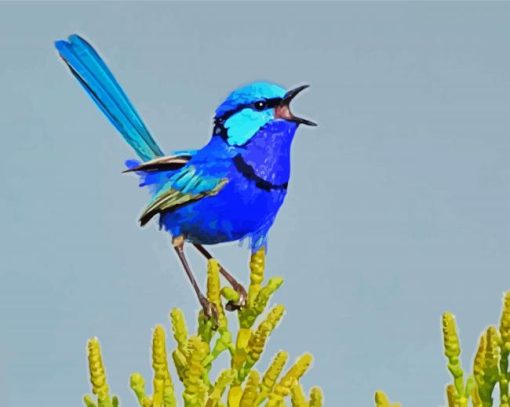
55;34;164;161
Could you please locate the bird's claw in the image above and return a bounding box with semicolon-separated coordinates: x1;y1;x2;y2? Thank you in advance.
200;297;219;328
225;284;247;312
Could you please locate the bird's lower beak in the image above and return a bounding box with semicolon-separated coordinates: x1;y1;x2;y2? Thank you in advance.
275;84;317;126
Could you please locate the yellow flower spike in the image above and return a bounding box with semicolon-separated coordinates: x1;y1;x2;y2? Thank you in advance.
500;291;510;350
228;328;251;407
269;353;313;404
500;291;510;405
81;254;325;406
207;259;222;302
228;385;243;407
83;395;97;407
259;351;289;403
130;372;152;407
374;391;400;407
163;377;177;407
182;336;209;407
445;384;456;407
86;337;118;407
239;370;261;407
473;333;486;383
248;248;265;309
240;277;284;330
308;387;323;407
290;383;308;407
206;369;236;407
374;390;390;407
170;308;190;381
239;248;267;329
469;381;482;407
231;328;252;378
207;259;227;327
253;277;284;315
442;313;465;399
87;338;108;398
242;305;285;380
151;325;176;407
475;326;500;406
170;308;189;356
172;349;188;382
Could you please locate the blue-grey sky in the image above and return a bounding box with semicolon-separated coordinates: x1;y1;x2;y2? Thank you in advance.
1;2;510;406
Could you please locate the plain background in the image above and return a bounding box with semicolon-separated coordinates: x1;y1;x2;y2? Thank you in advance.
1;2;510;406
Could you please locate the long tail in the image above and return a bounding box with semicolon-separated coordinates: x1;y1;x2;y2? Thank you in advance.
55;34;164;162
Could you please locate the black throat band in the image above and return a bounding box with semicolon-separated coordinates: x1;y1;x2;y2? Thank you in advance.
233;154;288;192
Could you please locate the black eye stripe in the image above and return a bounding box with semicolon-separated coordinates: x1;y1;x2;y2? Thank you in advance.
261;98;282;109
215;97;283;124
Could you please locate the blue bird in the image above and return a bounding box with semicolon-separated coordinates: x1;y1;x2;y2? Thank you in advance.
55;34;316;319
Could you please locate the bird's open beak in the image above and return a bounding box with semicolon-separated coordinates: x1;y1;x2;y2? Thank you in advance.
275;85;317;126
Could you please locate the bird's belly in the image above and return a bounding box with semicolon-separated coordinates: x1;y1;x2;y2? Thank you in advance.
159;179;287;246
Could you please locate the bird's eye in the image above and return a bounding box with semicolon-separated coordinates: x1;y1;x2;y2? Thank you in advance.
253;101;267;111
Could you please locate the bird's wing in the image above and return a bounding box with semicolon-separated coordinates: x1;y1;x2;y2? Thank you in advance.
124;154;193;173
139;165;228;226
55;34;164;161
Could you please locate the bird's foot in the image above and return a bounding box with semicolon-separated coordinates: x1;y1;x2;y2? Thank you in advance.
199;296;219;328
225;283;247;312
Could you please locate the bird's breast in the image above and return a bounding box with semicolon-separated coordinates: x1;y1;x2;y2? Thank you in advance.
234;121;296;188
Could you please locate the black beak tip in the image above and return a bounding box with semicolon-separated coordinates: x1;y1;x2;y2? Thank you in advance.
297;117;318;127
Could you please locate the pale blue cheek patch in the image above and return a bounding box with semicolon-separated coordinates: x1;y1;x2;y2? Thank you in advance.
225;108;273;146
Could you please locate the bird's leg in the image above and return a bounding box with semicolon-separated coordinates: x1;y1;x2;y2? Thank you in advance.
172;237;218;324
193;243;247;311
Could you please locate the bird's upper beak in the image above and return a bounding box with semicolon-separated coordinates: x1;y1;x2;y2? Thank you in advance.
274;85;317;126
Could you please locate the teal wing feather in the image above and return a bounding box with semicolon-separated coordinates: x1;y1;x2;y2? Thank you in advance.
55;34;164;161
139;165;228;226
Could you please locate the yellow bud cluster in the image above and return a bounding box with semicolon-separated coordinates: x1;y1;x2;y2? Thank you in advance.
170;308;189;381
83;338;119;407
207;369;235;407
248;248;265;309
290;384;307;407
268;353;313;404
182;336;209;406
239;370;260;407
308;387;323;407
446;384;456;407
499;291;510;405
501;292;510;350
374;390;400;407
85;249;321;407
376;290;510;407
127;327;177;407
129;373;151;407
260;351;289;400
470;382;482;407
242;305;285;379
151;325;176;407
473;327;500;406
238;248;273;329
207;259;222;303
442;312;466;402
87;338;110;401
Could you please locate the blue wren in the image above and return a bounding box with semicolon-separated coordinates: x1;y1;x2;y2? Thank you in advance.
55;35;316;319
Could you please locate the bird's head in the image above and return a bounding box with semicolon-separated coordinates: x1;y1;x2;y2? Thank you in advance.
213;81;316;146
